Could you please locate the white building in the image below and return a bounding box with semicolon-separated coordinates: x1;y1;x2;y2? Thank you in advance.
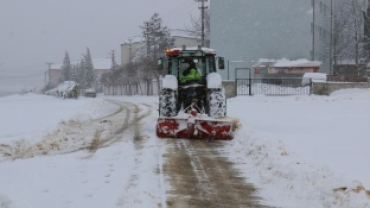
120;30;200;66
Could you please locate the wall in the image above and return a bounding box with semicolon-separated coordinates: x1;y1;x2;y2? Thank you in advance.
313;0;332;73
103;80;161;96
312;78;370;95
222;81;236;98
210;0;332;80
49;69;61;87
120;41;141;66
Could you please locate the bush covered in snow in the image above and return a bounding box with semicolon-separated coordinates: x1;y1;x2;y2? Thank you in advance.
45;81;79;99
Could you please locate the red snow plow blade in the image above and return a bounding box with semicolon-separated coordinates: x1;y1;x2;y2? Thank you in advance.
156;118;234;140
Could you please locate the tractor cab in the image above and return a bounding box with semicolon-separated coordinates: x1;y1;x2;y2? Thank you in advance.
156;46;233;140
158;46;222;86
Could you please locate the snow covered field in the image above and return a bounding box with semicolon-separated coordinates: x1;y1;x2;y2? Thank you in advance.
0;90;369;207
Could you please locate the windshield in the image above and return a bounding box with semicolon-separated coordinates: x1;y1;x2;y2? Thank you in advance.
179;57;205;77
167;56;216;78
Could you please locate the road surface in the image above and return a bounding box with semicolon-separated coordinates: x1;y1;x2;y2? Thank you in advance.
0;99;270;207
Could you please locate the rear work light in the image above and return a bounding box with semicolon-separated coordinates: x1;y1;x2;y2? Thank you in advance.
166;49;180;56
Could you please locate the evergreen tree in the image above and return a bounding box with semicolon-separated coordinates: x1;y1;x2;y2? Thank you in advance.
59;51;71;83
82;48;95;88
74;59;85;87
70;63;77;82
136;13;174;60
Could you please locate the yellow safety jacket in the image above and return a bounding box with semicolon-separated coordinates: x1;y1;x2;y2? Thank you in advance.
180;69;201;83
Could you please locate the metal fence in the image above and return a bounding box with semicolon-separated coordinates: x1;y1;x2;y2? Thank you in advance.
103;80;161;96
236;78;312;95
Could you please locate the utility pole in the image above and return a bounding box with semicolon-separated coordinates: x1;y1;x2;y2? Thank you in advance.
144;21;153;96
145;21;152;57
312;0;315;61
330;0;333;75
45;62;53;87
198;0;208;47
81;61;85;94
128;38;133;62
44;71;47;88
111;50;115;63
109;50;116;69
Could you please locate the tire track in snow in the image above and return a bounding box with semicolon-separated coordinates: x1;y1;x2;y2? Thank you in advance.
115;102;165;207
0;100;152;160
162;139;272;208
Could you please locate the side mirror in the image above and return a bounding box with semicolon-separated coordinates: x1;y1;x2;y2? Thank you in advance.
218;57;225;70
157;58;163;70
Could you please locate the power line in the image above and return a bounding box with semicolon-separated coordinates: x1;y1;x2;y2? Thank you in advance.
162;5;195;24
160;0;194;19
162;3;194;20
163;13;195;30
0;72;45;79
0;63;46;70
161;2;197;27
163;12;194;27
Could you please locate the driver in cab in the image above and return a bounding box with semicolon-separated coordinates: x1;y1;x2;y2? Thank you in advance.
179;60;201;84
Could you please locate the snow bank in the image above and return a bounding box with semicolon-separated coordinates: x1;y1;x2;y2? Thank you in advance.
302;72;327;86
227;126;369;207
227;89;370;207
0;94;112;144
0;195;14;208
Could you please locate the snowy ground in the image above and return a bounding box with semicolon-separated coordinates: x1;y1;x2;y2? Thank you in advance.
0;90;369;208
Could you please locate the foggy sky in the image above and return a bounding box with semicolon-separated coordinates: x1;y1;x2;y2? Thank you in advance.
0;0;201;92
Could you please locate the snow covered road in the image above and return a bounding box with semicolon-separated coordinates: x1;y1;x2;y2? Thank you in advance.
1;92;370;207
162;139;267;207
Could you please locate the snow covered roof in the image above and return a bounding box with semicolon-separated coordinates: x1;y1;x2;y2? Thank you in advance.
52;58;113;69
170;46;216;54
123;36;144;44
169;29;195;38
254;58;322;68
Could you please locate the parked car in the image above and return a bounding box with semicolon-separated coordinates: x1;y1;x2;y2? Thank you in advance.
84;88;96;98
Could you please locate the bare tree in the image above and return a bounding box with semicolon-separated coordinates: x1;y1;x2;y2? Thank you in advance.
185;7;210;47
100;71;113;94
363;0;370;62
334;0;366;75
332;0;351;73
